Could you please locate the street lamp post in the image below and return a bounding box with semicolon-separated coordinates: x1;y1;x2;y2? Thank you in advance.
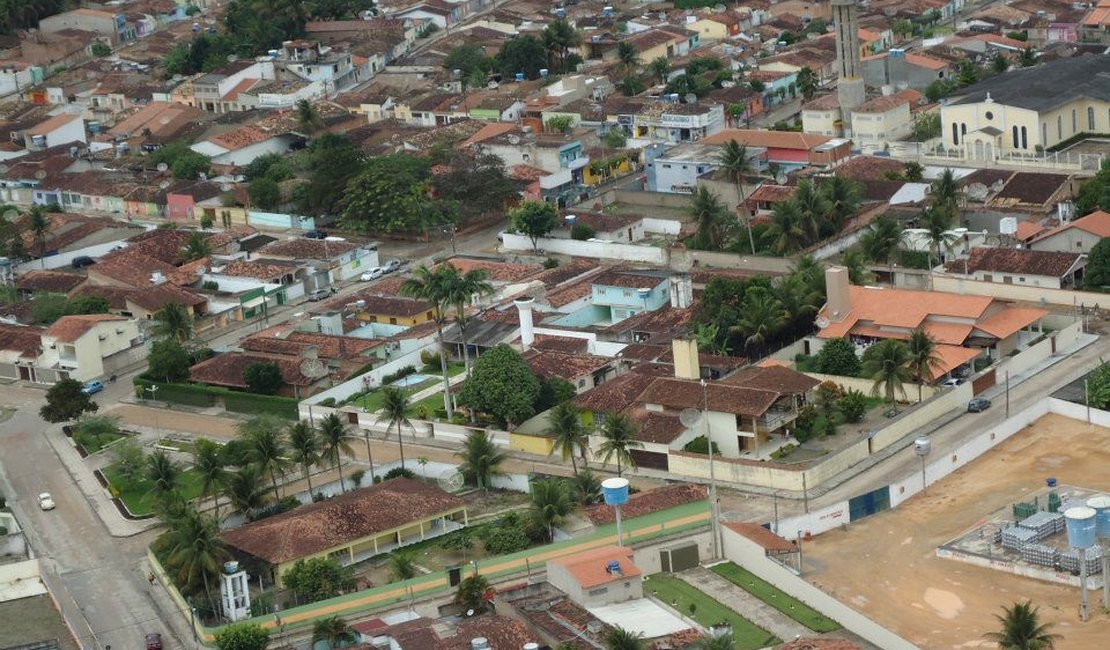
145;385;160;435
700;379;720;560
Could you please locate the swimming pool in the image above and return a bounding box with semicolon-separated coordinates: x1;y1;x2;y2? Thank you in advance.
391;373;432;388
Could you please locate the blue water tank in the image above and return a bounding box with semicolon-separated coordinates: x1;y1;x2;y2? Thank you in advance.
515;72;525;82
602;477;629;506
1086;496;1110;539
1065;506;1097;549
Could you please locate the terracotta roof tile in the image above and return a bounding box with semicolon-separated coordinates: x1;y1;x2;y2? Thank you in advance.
573;371;658;413
921;322;974;345
779;638;863;650
639;377;780;416
1034;210;1110;241
627;408;686;444
816;285;994;336
547;545;641;588
991;172;1070;206
44;314;126;343
189;352;314;388
974;306;1048;339
584;483;706;525
91;250;178;289
437;258;542;283
16;270;84;294
721;365;820;394
220;260;299;281
127;284;206;311
0;323;46;358
259;237;358;260
724;522;798;553
531;335;588;354
523;349;612;381
945;247;1083;277
222;478;465;564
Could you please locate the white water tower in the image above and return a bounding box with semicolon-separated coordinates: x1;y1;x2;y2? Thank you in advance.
220;561;251;622
602;478;630;546
1064;506;1097;622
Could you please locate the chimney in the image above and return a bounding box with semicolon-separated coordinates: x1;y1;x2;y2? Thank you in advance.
669;275;692;309
672;337;700;380
514;296;535;350
825;266;851;323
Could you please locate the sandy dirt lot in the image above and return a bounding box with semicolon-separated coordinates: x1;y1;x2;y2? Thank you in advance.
802;413;1110;649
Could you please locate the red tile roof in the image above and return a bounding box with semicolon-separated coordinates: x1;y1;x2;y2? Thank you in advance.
16;270;84;294
0;323;46;358
189;352;315;388
259;237;358;260
944;247;1083;277
548;545;641;588
639;377;781;417
44;314;126;343
524;349;612;382
584;483;706;525
222;478;465;564
724;522;797;553
127;284;206;311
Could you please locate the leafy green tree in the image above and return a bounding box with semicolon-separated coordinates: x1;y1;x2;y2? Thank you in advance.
73;414;121;450
1082;238;1110;291
112;438;146;488
28;206;51;265
924;79;956;102
446;265;494;380
311;616;356;649
604;129;628;149
495;34;547;79
991;52;1010;74
31;293;67;324
606;626;645;650
547;401;588;475
455;573;491;613
510;201;558;251
814;338;861;376
153;302;194;342
223;0;308;54
193;438;227;520
861;339;913;410
248;178;282;210
319;412;354;493
716;139;757;254
214;622;269;650
530;478;573;541
621;75;645;96
299;135;363;217
243;361;284;395
444;43;489;78
859;215;904;264
282;557;356;604
731;287;785;358
795;66;819;100
457;344;541;426
543;19;581;73
376;386;413;469
839;388;868;423
984;600;1060;650
957;58;979;86
91;41;111;56
387;551;418;581
906;327;942;401
597;413;640;477
295;98;322;134
664;73;711;99
340;155;438;233
65;295;111;315
1018;47;1038;68
41;378;98;422
148;339;191;383
911;112;942;141
694;633;736;650
223;464;273;516
616;41;640;75
570;468;602;506
650;56;670;84
242;153;289;181
893;18;914;39
430;146;520;222
545;115;574;134
457;429;506;490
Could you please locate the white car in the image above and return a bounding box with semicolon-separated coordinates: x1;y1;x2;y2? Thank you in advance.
360;268;384;282
38;493;55;511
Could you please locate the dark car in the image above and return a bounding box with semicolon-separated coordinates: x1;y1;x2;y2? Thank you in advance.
967;397;992;413
304;230;327;240
71;255;96;269
146;633;163;650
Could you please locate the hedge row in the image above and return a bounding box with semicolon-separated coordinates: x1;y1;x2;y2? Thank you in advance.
134;377;297;419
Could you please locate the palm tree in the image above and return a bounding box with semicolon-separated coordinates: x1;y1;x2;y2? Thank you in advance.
906;327;943;402
456;429;506;491
716;139;757;254
296;99;323;134
165;509;228;610
793;179;829;244
920;206;959;268
400;265;455;415
650;56;670;84
387;551;418;581
223;465;273;517
821;175;863;230
859;214;904;264
318;413;354;494
764;198;805;254
606;626;645;650
455;573;491;613
547;401;588;475
689;186;729;250
311;615;356;650
376;386;413;470
181;231;212;262
597;413;641;477
570;468;602;506
775;272;821;333
239;415;289;497
542;19;580;72
694;633;736;650
152;302;193;343
1018;47;1038;68
616;41;640;76
192;438;227;520
984;601;1060;650
861;339;913;411
929;168;961;221
530;478;573;541
842;249;872;285
448;266;494;377
28;206;51;268
795;66;819;100
287;420;321;496
145;450;180;500
732;288;785;358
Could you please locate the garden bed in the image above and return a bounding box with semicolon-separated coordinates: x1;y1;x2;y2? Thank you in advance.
102;465;206;516
710;562;840;632
643;573;780;650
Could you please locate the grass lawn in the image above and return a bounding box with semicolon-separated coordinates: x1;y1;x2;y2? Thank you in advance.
103;466;206;516
76;432;126;454
644;574;781;650
710;562;840;633
155;437;195;454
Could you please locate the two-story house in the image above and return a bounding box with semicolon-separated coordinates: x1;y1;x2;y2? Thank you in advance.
39;9;134;45
38;314;143;382
256;237;379;287
623;101;726;144
589;270;670;324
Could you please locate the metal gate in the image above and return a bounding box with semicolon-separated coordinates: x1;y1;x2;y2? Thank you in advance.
972;368;996;395
632;449;669;471
849;487;891;522
660;543;700;572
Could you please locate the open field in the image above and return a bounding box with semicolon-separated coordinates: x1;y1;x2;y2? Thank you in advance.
802;413;1110;649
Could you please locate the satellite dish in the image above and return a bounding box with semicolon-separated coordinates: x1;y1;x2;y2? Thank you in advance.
159;180;171;189
35;170;48;180
815;315;830;329
508;135;521;145
684;93;697;104
679;407;703;428
157;162;168;172
438;470;465;492
300;358;327;379
0;164;8;174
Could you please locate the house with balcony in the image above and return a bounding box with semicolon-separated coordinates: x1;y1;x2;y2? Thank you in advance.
587;270;670;325
38;314;143;383
278;40;366;94
619;101;725;144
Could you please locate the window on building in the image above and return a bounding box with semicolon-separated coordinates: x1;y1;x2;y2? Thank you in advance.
961;123;967;139
588;587;609;596
1021;126;1028;149
1057;115;1063;140
594;411;607;426
952;122;959;145
1042;122;1048;145
1072;109;1077;133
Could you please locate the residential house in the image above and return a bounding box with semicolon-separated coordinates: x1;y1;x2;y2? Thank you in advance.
174;59;276;114
1029;210;1110;253
546;546;643;608
39;9;134;45
38;314;142;382
941;247;1085;288
257;237;379;285
589;270;670;324
278;40;366;94
396;4;459;29
360;615;537;650
814;266;1048;372
0;323;49;382
524;347;617;394
19;29;100;69
15;270;84;297
688;11;747;40
555;212;645;243
18;113;85;150
619;101;726;144
849;90;921;151
702;129;851;169
0;62;44;99
189;126;301;167
106;101;202;152
189;350;327;396
645;143;728;194
85;249;178;289
222;478;467;585
862;49;953;91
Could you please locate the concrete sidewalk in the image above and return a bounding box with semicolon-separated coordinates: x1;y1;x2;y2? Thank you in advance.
679;566;811;642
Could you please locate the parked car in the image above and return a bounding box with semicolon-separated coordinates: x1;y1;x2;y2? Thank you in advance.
304;230;327;240
360;267;384;282
38;493;55;511
71;255;96;269
967;397;992;413
380;259;402;274
940;377;963;388
307;288;335;301
146;633;163;650
81;380;104;395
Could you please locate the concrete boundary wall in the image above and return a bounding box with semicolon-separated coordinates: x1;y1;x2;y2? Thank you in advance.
805;372;939;401
501;232;668;264
720;530;921;650
932;275;1106;309
869;382;972;451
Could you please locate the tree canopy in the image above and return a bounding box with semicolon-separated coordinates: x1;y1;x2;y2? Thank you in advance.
457;344;541;426
41;379;99;423
510;201;558;251
340;155;444;233
281;557;356;604
243;361;285;395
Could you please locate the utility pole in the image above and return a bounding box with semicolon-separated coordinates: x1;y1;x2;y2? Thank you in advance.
701;379;720;560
